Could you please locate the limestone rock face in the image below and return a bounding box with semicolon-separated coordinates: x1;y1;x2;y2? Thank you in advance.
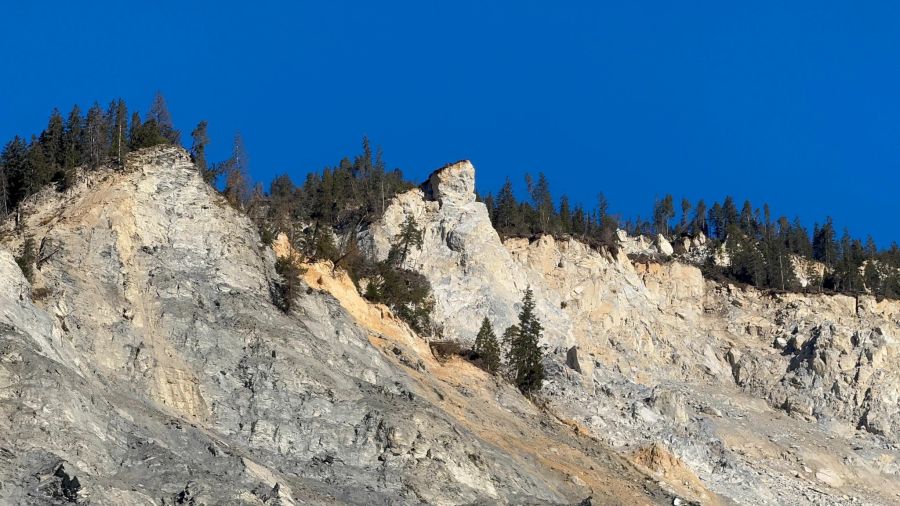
362;161;574;348
422;160;476;207
0;146;675;505
4;148;900;505
369;159;900;505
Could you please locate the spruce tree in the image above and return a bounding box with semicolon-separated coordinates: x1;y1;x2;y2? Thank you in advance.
391;214;423;265
693;199;707;235
508;287;544;393
63;105;83;171
109;99;129;164
223;133;251;208
15;236;36;283
40;108;66;173
494;177;519;235
148;91;180;145
473;317;501;374
84;102;109;169
190;121;216;183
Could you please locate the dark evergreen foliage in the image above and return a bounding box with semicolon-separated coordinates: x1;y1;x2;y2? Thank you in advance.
473;318;501;374
3;97;900;303
507;287;545;393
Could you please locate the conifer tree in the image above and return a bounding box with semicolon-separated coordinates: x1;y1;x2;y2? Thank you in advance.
129;112;142;149
527;172;554;234
0;158;7;216
40;108;66;172
722;196;739;233
15;236;36;283
391;214;424;265
693;199;707;235
63;105;83;171
558;195;572;235
494;178;519;234
148;91;180;145
190;121;217;183
653;194;675;237
223;133;251;208
84;102;109;169
508;287;544;393
2;136;30;206
473;317;501;374
109;99;128;164
679;198;691;234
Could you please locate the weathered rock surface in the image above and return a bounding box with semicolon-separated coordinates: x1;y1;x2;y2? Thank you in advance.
371;160;900;505
362;160;575;348
0;147;674;505
3;147;900;505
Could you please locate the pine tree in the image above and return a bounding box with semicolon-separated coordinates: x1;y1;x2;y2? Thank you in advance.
148;91;180;145
84;102;109;169
109;99;128;164
473;317;501;374
190;121;217;183
508;287;544;393
693;199;707;235
679;198;691;234
15;236;36;283
223;133;251;208
40;108;66;173
722;196;739;233
652;194;674;237
390;214;424;265
527;172;554;234
0;157;7;216
63;105;83;171
708;202;724;239
129;112;142;149
558;195;572;235
2;136;30;207
494;178;519;234
813;218;838;267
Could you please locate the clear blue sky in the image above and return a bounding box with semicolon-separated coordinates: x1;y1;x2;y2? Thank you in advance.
2;1;899;245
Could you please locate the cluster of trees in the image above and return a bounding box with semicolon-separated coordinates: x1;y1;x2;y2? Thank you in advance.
471;288;545;394
482;174;619;251
0;92;179;217
480;171;900;298
241;138;436;334
646;195;900;297
1;97;436;332
5;96;900;311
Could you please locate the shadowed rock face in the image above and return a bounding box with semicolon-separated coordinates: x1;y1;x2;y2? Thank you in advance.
0;146;672;505
369;160;900;505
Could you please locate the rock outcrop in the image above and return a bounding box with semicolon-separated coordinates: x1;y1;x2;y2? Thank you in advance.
362;160;575;349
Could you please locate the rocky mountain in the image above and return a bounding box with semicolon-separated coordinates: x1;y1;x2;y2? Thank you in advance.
1;145;898;504
366;159;900;504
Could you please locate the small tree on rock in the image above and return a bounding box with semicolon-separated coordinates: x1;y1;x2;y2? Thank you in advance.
473;317;501;374
389;214;423;265
507;287;544;393
15;236;36;283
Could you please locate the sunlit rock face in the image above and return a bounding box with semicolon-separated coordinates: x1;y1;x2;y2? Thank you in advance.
367;158;900;505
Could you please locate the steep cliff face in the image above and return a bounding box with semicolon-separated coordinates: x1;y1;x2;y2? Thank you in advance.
3;147;899;504
362;160;575;348
371;160;900;505
0;146;676;505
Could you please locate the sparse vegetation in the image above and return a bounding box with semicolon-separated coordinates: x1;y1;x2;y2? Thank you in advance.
472;317;501;374
14;236;36;283
469;288;545;393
